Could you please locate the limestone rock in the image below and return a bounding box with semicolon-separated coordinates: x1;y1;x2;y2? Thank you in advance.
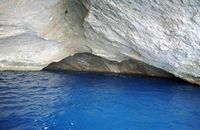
44;53;174;78
0;0;87;70
81;0;200;84
0;0;200;85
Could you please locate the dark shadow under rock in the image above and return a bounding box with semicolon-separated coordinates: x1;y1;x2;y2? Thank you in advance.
44;53;174;78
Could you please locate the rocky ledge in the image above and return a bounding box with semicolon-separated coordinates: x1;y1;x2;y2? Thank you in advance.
0;0;200;85
44;53;174;78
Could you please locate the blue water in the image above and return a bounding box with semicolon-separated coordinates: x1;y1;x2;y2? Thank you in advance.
0;71;200;130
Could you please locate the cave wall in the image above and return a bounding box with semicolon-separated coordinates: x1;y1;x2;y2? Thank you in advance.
0;0;200;84
44;53;174;78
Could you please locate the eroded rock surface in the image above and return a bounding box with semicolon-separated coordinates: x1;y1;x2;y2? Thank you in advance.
0;0;200;84
0;0;88;69
44;53;174;78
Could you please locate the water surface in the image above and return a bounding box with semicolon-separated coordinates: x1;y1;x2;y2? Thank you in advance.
0;71;200;130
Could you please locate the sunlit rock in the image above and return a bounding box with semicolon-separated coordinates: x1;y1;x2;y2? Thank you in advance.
0;0;200;84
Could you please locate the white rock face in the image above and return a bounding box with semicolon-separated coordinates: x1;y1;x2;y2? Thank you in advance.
0;0;200;84
82;0;200;84
0;0;87;70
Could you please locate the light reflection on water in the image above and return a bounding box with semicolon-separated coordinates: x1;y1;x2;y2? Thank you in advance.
0;71;200;130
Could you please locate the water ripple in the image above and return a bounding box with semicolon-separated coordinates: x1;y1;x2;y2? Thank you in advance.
0;71;200;130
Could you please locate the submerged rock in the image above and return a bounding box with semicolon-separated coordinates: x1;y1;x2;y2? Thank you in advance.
0;0;200;84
